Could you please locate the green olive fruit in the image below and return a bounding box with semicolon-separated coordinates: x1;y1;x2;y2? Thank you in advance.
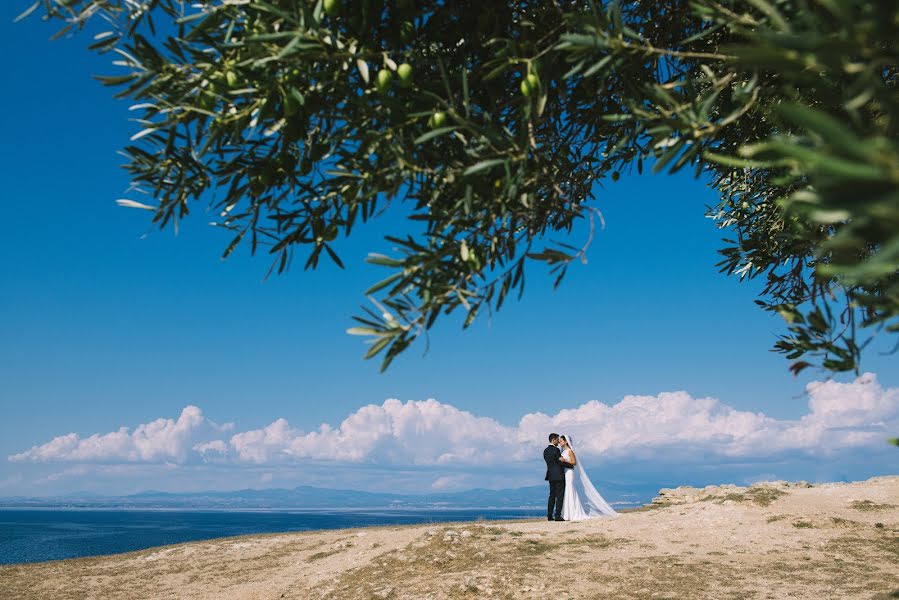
397;63;413;87
430;111;447;128
323;0;340;17
376;69;393;92
520;79;533;97
611;171;620;181
225;71;238;87
526;73;539;90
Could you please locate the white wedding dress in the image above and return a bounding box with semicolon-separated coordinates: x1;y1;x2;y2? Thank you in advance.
560;441;618;521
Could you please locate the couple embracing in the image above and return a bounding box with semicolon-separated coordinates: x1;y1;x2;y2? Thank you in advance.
544;433;617;522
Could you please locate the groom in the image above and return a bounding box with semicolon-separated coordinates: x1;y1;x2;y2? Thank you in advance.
544;432;567;521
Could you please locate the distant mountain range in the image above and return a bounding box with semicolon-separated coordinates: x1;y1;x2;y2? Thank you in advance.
0;481;660;510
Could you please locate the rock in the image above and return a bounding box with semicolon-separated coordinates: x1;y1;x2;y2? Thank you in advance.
356;532;368;537
461;530;473;538
462;575;478;590
443;529;460;543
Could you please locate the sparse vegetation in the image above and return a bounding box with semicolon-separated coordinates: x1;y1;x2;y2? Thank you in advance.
746;487;787;507
831;517;860;528
307;551;331;562
851;500;897;512
567;535;616;550
2;480;897;599
621;503;664;513
703;486;787;507
518;539;557;555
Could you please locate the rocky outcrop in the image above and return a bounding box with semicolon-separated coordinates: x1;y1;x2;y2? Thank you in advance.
651;480;814;506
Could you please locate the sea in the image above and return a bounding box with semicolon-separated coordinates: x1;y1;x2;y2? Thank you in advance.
0;508;544;565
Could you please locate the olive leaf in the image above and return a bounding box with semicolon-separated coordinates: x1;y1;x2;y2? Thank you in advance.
25;0;899;373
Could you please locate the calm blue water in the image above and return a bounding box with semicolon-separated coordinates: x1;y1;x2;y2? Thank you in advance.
0;508;542;565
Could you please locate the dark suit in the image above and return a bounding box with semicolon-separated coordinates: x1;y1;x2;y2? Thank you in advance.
544;444;565;519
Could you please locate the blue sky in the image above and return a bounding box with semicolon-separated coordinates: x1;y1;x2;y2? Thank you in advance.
1;9;896;497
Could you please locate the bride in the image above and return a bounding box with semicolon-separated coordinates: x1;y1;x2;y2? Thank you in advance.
559;435;617;521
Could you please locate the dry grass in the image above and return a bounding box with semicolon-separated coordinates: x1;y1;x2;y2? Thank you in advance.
701;486;786;507
831;517;862;528
314;526;547;599
566;534;616;550
308;551;331;562
745;486;787;506
307;514;898;600
4;477;898;600
619;503;664;513
851;500;897;512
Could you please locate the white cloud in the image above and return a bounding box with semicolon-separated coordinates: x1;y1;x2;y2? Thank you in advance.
11;406;221;465
280;399;516;465
431;474;472;491
9;374;898;470
230;418;296;463
35;466;89;484
193;440;228;459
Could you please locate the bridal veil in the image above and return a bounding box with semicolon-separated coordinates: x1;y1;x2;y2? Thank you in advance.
567;436;617;517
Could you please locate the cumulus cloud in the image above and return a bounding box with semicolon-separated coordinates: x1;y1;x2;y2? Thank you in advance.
518;373;898;460
193;440;229;459
11;406;226;464
236;399;517;465
9;374;898;469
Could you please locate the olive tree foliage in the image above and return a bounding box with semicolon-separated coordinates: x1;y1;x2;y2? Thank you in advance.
24;0;898;372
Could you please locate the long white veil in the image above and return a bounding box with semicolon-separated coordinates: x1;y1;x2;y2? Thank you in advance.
568;436;617;517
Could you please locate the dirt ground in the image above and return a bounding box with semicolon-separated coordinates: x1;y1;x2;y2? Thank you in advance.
1;476;897;599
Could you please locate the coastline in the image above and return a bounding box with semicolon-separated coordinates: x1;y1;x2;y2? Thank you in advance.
1;476;897;599
0;506;545;565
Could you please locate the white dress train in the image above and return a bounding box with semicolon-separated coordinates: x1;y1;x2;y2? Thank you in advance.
560;446;617;521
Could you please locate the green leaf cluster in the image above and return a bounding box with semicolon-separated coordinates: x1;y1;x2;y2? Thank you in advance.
26;0;898;372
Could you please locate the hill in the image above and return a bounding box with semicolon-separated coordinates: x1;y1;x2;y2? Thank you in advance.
1;476;896;599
